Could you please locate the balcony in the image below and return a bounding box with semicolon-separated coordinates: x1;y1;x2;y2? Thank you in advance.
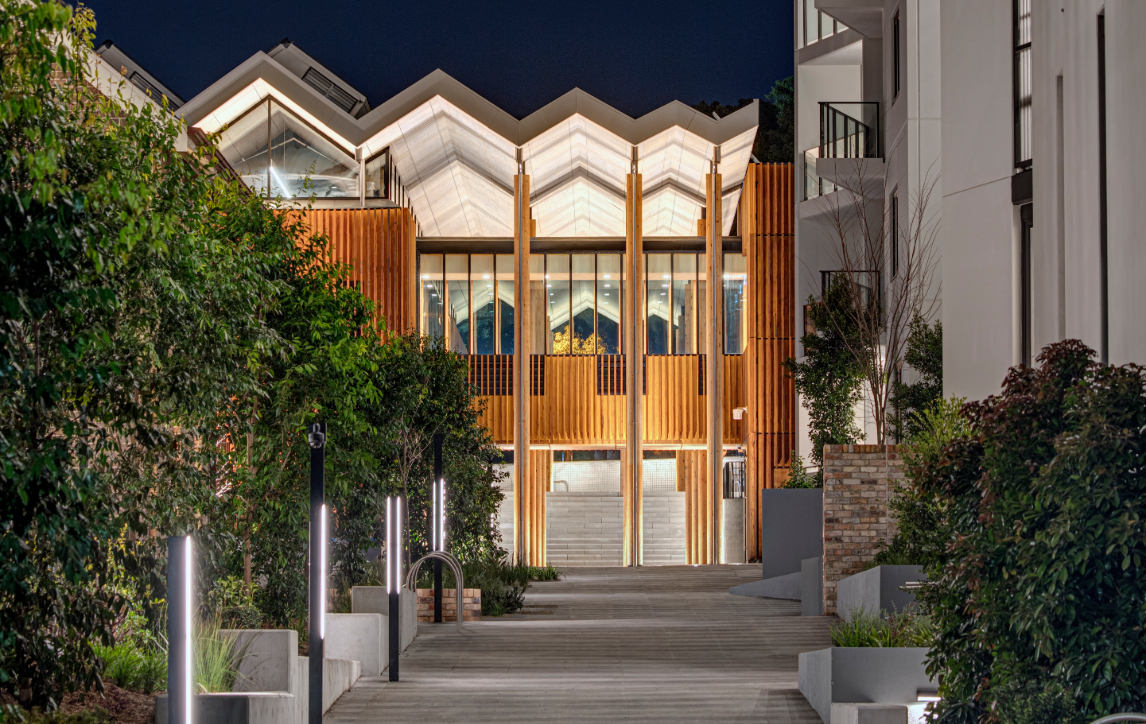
803;102;884;203
814;0;883;38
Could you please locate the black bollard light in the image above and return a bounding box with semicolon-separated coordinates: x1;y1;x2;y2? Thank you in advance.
307;422;326;724
386;495;404;681
167;535;194;724
432;433;444;623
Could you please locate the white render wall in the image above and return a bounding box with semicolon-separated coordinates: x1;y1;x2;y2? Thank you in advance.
1032;0;1146;367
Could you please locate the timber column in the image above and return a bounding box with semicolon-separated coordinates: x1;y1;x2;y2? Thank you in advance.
624;153;644;567
512;161;532;565
704;156;724;565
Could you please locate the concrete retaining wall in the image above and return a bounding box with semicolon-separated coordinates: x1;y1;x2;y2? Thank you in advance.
720;498;746;564
350;586;418;651
801;557;824;615
798;647;934;724
761;489;824;579
836;566;924;621
546;494;623;566
326;614;384;676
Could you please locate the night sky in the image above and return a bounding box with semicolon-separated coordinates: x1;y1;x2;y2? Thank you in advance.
82;0;794;119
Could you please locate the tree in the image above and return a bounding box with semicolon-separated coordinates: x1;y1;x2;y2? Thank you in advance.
889;314;943;442
918;341;1146;723
692;76;794;164
783;279;864;476
818;162;941;444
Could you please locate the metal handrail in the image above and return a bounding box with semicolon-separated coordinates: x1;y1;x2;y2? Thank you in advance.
1088;716;1146;723
405;551;470;634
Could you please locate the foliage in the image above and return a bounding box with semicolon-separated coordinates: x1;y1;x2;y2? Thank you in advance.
872;397;968;569
550;328;604;355
417;557;562;617
194;618;246;694
829;607;934;648
784;279;864;470
783;453;821;488
91;643;165;695
918;340;1146;723
890;315;943;442
692;75;793;163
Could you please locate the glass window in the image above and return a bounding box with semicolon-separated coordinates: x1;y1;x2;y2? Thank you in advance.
672;254;698;354
698;253;708;353
496;254;515;355
646;254;672;355
724;253;747;354
420;254;444;341
445;254;469;354
268;100;358;199
596;254;622;355
363;149;389;199
471;255;496;355
529;255;546;354
217;99;270;195
546;254;572;354
571;254;596;354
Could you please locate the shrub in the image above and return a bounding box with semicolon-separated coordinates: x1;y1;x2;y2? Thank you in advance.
918;340;1146;722
783;453;821;488
829;608;933;648
889;315;943;442
92;643;166;695
872;396;968;569
194;618;247;693
415;557;561;616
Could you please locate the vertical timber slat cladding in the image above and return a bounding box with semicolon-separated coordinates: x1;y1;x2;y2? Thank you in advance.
722;355;745;444
624;171;644;566
294;208;418;335
678;450;710;564
513;174;532;565
704;172;724;566
528;357;626;446
741;163;796;561
642;356;705;444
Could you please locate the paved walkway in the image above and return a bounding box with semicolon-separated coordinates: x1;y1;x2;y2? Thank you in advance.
325;566;833;723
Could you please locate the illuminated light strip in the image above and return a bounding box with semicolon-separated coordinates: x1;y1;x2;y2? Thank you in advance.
319;504;327;640
385;497;393;593
439;480;446;552
184;537;193;724
192;78;355;154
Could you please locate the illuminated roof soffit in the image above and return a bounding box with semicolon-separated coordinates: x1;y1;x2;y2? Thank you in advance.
180;57;758;237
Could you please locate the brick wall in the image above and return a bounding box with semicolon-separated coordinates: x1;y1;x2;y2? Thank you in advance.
821;444;904;615
416;588;482;622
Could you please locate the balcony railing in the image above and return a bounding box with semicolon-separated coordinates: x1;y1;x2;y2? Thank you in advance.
820;102;881;159
822;270;881;309
803;146;837;200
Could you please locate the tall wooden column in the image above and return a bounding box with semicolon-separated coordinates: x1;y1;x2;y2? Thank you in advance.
624;170;644;566
513;172;532;564
704;170;724;565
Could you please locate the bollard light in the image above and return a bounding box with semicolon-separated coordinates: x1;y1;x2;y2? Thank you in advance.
432;477;447;552
307;422;326;724
167;535;194;724
386;495;403;681
432;433;445;623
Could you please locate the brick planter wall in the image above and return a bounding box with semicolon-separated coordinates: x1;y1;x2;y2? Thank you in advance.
821;444;904;615
416;588;482;622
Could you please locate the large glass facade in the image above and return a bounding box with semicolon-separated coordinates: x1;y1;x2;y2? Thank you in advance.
419;252;625;355
646;254;672;355
216;98;359;199
647;253;706;355
723;253;747;354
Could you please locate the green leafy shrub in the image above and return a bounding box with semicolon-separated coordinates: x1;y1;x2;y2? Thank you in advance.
829;608;933;648
889;314;943;442
783;453;821;488
416;557;561;616
92;643;166;695
872;396;968;569
918;340;1146;722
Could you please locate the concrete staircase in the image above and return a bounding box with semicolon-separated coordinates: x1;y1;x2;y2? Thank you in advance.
546;494;624;567
641;493;686;565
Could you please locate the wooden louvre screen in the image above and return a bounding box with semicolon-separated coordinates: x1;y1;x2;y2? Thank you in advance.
741;163;797;561
678;449;712;564
291;207;417;336
596;355;626;395
530;354;546;396
468;355;512;396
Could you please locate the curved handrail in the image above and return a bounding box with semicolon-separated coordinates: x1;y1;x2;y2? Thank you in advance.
1088;716;1146;724
405;551;470;634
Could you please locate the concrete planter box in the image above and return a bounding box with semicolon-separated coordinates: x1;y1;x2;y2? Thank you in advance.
801;556;824;615
350;586;418;651
761;489;823;579
798;647;934;724
836;566;925;622
157;627;369;724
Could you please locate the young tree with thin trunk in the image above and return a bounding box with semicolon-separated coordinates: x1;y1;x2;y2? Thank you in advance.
817;161;940;444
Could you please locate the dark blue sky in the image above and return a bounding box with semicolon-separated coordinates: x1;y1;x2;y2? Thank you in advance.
83;0;794;119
